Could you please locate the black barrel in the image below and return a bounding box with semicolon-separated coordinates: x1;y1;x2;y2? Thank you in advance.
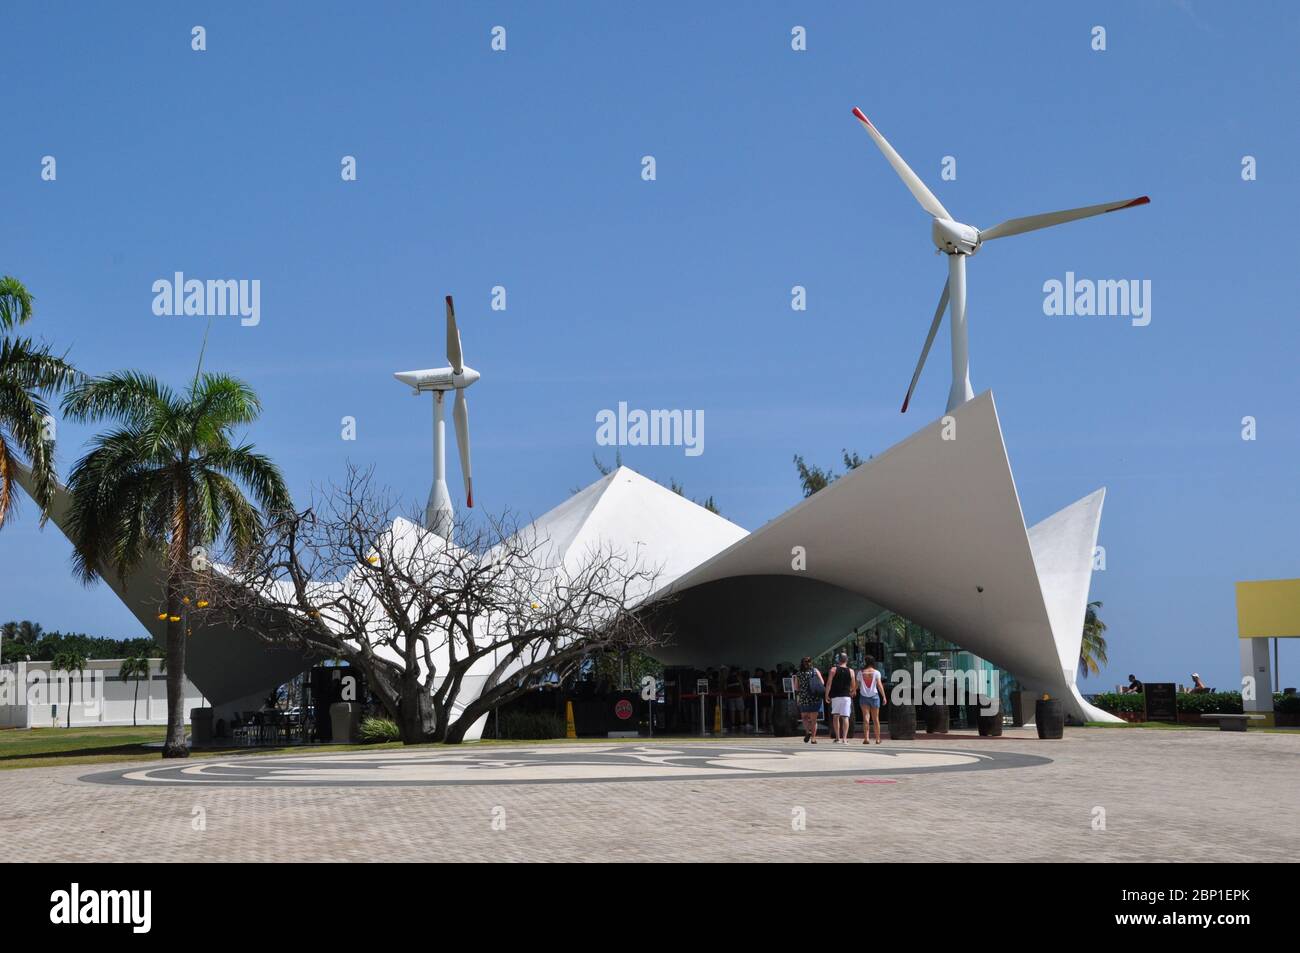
889;703;916;740
771;698;797;737
1035;697;1064;739
924;704;950;734
977;713;1003;737
975;695;1003;736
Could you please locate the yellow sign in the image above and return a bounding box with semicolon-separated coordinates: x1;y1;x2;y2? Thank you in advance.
1235;579;1300;638
564;700;577;739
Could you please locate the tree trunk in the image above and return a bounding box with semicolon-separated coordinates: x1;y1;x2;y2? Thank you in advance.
132;679;139;728
397;676;437;744
162;570;189;758
443;692;496;745
163;476;191;759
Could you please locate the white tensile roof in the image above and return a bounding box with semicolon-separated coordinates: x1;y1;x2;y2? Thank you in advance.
14;389;1116;726
641;391;1115;723
525;466;748;591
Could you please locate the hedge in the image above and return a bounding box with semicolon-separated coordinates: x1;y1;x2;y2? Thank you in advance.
1091;691;1243;715
493;711;568;740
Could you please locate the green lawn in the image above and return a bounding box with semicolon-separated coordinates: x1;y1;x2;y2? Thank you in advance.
0;726;413;770
0;725;169;769
1085;720;1294;733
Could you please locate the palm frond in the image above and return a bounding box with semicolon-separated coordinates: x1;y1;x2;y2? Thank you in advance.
0;276;34;330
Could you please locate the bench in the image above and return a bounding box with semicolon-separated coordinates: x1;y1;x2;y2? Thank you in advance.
1200;713;1265;732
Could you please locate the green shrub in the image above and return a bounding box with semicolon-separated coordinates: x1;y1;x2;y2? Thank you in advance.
1094;691;1245;715
493;711;567;740
1091;692;1143;713
1274;693;1300;714
1174;692;1242;715
359;717;401;744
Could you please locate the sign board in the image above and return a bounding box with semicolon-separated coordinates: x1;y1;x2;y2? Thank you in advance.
782;677;795;694
614;699;634;720
1143;682;1178;723
749;677;762;694
696;678;709;694
1235;578;1300;638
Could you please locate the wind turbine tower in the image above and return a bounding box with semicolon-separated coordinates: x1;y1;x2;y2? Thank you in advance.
394;295;478;540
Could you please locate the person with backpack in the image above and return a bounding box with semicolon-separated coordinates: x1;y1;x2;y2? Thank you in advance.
796;656;825;744
825;652;856;744
858;655;887;744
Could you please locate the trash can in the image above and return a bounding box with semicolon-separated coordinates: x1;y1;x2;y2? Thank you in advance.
975;695;1003;736
771;698;798;737
1035;697;1064;739
889;703;917;740
190;707;213;747
329;702;360;744
924;704;949;734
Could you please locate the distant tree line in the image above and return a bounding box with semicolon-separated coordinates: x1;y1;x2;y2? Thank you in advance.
0;620;156;663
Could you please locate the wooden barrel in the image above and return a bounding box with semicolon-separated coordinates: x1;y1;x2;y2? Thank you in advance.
771;698;797;737
1035;697;1064;739
889;703;916;740
924;704;949;734
977;713;1003;736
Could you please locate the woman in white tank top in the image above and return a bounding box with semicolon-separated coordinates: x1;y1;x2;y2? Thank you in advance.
858;656;888;744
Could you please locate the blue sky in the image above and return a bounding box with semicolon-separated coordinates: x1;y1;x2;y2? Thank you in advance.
2;1;1297;691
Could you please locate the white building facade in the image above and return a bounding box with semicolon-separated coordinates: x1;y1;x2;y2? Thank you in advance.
0;659;203;728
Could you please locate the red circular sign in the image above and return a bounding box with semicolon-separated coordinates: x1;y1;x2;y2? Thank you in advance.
614;699;634;720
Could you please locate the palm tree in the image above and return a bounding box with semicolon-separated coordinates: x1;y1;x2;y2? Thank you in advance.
0;620;41;661
1078;600;1108;679
0;276;79;526
118;653;154;727
50;646;88;728
63;371;291;758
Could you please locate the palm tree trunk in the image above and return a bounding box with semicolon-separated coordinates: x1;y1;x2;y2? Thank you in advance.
163;577;188;757
132;678;139;728
162;481;191;758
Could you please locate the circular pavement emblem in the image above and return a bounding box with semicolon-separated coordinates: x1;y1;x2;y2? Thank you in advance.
82;742;1050;787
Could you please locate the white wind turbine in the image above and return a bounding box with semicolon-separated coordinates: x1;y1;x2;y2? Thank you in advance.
395;295;478;540
851;106;1149;414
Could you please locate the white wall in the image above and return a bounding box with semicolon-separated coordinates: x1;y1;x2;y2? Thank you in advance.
0;659;203;727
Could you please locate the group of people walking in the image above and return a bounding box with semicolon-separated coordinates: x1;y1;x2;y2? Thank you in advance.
794;653;887;744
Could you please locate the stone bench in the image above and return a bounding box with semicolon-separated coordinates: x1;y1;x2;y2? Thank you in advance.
1200;713;1265;732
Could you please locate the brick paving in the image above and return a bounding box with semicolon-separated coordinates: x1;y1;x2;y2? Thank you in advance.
2;728;1296;862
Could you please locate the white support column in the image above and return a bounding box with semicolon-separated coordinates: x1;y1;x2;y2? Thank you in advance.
1240;637;1273;715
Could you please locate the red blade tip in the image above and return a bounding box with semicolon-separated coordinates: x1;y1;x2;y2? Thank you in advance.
1113;196;1150;210
852;107;872;127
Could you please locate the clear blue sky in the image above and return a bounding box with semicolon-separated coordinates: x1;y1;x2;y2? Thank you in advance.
2;1;1297;691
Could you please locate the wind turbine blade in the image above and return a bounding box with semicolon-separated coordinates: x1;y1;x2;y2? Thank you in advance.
453;388;473;507
445;295;464;375
979;196;1149;242
901;278;950;414
852;107;951;220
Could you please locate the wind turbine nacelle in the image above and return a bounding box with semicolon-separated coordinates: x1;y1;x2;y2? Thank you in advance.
394;365;480;394
932;218;981;256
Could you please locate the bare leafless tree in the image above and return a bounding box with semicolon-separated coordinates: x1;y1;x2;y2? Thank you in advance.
188;466;671;744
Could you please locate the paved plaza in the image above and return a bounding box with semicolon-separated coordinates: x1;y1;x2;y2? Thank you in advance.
3;728;1297;862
